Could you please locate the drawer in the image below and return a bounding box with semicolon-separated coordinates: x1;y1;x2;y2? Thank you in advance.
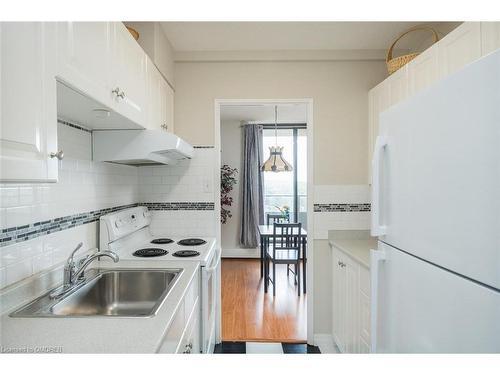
156;300;185;353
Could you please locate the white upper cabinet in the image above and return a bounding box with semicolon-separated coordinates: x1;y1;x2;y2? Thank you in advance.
407;43;440;96
146;58;162;130
368;22;500;183
481;22;500;56
110;23;147;127
56;22;113;107
164;80;175;134
438;22;481;77
0;22;59;182
387;65;408;106
56;22;147;129
146;57;175;132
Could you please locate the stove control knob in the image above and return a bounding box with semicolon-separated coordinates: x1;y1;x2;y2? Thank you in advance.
115;219;124;228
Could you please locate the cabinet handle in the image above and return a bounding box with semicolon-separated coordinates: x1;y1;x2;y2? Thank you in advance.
161;124;168;131
49;150;64;160
112;87;125;99
337;261;346;268
183;343;193;354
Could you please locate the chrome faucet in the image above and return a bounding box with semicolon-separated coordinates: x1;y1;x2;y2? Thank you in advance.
50;243;119;299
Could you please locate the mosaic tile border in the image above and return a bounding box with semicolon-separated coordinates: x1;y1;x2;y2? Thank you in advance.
140;202;215;211
1;202;215;247
313;203;371;212
0;204;137;247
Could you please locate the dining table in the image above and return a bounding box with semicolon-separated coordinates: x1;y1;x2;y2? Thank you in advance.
258;224;308;294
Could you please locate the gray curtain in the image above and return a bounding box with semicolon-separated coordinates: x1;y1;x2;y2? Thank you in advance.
239;124;264;248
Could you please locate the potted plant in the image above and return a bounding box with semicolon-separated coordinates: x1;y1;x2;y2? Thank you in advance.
221;165;238;224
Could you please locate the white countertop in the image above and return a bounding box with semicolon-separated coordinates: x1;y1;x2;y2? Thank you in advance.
0;259;199;353
329;238;377;269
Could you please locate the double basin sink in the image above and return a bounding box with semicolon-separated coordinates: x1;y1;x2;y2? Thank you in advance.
11;269;181;318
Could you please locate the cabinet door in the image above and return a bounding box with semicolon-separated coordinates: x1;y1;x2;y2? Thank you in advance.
332;248;346;352
358;266;371;351
179;301;201;354
481;22;500;56
387;65;408;106
164;82;175;133
438;22;481;77
0;22;58;182
344;256;359;353
111;23;147;127
56;22;112;107
146;58;162;130
407;43;440;96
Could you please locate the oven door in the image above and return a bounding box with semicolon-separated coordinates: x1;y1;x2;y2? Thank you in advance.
201;247;221;353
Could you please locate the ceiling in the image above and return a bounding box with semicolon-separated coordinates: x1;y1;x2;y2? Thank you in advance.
161;22;460;52
221;104;308;124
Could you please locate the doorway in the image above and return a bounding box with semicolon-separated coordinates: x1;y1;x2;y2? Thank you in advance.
214;99;314;344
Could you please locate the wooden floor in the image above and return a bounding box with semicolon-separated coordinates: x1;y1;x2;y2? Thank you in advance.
221;258;307;343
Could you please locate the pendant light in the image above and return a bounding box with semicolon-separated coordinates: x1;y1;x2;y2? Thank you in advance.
261;106;293;172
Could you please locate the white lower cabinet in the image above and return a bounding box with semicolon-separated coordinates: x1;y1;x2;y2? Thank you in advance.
157;272;201;354
331;245;370;353
0;22;59;182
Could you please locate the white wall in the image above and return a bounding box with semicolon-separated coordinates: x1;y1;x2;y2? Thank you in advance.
174;60;387;184
173;59;386;335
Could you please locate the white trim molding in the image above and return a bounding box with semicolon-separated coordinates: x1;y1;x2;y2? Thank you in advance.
175;49;409;63
215;98;314;345
314;334;340;354
222;248;260;258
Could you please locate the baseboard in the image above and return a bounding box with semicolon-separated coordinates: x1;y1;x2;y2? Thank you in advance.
222;247;260;258
314;334;339;354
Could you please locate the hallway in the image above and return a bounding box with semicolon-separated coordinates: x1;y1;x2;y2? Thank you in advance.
221;258;307;343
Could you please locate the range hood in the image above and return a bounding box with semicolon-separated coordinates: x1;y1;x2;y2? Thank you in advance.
93;130;194;166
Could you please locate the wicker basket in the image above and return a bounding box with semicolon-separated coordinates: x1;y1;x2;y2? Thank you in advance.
386;26;439;75
126;26;139;41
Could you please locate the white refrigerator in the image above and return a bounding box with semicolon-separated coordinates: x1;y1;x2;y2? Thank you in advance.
370;49;500;353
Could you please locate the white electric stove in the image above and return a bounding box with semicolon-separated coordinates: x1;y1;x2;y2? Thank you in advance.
99;206;220;354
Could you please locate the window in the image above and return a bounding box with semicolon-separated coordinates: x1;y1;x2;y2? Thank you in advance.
262;126;307;229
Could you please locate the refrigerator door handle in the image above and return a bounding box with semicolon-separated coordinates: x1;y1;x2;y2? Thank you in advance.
371;135;388;236
370;248;386;353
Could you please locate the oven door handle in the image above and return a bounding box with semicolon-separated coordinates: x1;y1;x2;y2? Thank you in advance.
205;247;221;273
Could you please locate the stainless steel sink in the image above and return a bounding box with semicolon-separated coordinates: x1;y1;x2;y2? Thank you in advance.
10;269;182;318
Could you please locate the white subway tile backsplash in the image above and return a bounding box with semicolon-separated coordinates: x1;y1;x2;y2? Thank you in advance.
0;123;139;289
0;130;217;290
313;185;371;239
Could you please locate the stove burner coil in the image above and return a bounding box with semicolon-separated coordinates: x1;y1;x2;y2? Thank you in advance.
177;238;207;246
133;248;168;257
172;250;201;258
150;238;174;244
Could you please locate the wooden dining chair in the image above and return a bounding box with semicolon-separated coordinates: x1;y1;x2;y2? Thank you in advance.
265;222;302;297
266;213;288;225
